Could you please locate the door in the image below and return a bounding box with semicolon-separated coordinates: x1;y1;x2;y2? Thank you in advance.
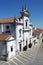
19;44;22;51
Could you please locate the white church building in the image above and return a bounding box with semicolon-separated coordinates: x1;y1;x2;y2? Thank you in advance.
0;7;33;60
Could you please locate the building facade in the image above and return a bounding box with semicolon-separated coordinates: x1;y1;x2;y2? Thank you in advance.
32;28;43;45
0;7;33;60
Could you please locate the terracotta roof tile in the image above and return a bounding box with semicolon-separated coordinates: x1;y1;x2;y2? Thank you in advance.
34;28;43;33
0;33;10;41
0;18;14;23
0;17;22;24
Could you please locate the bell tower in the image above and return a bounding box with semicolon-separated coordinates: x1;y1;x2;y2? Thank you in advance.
21;7;30;29
21;7;30;17
20;7;33;47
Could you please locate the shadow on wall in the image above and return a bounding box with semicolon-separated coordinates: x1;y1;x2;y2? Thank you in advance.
0;42;7;61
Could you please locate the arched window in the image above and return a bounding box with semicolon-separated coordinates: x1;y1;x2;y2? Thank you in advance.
26;22;27;28
25;19;28;28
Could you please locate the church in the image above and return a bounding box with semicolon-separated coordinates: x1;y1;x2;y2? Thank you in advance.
0;7;33;60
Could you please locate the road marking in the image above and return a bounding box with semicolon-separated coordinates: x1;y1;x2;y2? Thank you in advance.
13;57;24;64
16;55;28;62
10;59;18;65
19;53;31;61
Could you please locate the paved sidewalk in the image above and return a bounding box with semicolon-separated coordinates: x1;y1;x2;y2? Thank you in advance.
27;43;43;65
0;43;41;65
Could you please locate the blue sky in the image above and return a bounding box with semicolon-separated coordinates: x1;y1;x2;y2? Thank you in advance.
0;0;43;29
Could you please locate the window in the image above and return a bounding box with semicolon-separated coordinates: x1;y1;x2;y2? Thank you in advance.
6;25;9;29
26;22;27;28
11;46;13;52
25;19;28;28
6;25;10;33
19;29;22;37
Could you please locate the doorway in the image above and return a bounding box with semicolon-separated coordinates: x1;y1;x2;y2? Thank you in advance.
19;44;22;51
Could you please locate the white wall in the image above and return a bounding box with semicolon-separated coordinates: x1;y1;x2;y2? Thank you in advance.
16;24;23;51
7;37;16;59
23;16;33;46
23;32;29;46
23;32;32;46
